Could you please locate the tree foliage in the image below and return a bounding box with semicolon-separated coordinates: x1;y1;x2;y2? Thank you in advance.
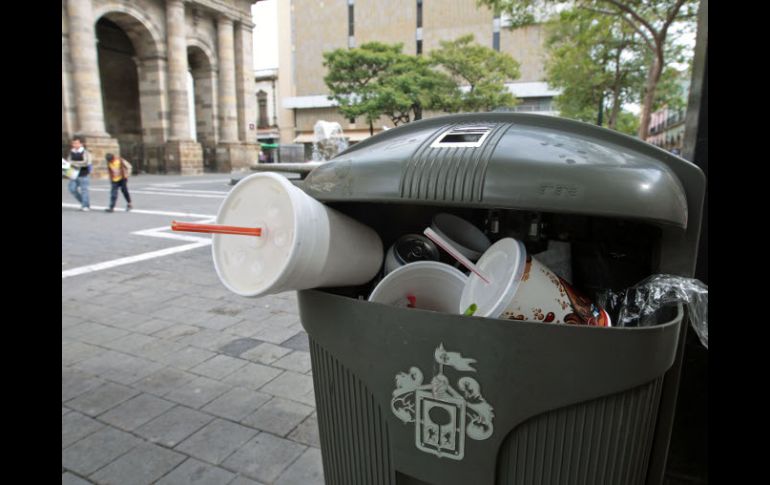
430;34;521;112
479;0;698;138
323;37;522;129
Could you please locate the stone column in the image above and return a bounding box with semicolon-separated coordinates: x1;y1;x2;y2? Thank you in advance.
216;15;240;172
234;21;259;170
65;0;120;179
164;0;203;175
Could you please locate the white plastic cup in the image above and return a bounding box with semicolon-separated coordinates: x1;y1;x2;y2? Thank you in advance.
459;238;611;326
212;172;383;297
430;213;491;262
369;261;468;314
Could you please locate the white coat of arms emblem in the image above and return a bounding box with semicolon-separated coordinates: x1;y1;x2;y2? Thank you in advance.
390;343;495;460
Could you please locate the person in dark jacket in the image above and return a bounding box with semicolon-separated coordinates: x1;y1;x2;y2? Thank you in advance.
67;136;93;211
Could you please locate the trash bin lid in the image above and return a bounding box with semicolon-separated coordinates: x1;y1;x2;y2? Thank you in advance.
303;113;691;228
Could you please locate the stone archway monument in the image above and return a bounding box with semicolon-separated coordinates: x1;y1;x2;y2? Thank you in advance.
63;0;259;175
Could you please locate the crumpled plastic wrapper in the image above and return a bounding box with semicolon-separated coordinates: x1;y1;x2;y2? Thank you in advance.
597;274;708;349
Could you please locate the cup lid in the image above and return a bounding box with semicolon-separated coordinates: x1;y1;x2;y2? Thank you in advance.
212;173;297;297
459;238;526;317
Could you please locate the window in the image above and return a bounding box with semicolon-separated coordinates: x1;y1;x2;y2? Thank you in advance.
257;91;268;128
348;3;354;37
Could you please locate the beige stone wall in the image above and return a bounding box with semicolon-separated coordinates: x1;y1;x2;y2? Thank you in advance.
356;0;416;54
501;24;546;82
422;0;494;53
293;0;348;96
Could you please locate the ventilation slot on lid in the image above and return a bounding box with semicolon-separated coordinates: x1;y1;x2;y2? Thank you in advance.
430;125;493;148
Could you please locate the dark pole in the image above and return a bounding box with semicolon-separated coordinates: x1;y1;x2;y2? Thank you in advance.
597;93;604;127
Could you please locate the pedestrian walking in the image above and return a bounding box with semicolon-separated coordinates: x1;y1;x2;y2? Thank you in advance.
104;153;133;212
67;136;93;211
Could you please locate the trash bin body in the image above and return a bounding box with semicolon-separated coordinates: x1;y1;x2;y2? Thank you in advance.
297;113;705;485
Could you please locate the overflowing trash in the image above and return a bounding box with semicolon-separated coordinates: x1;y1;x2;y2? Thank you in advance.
171;172;706;333
597;275;709;348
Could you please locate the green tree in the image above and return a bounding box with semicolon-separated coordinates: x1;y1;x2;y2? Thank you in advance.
429;34;521;112
545;8;646;130
323;42;402;135
377;55;458;125
479;0;698;138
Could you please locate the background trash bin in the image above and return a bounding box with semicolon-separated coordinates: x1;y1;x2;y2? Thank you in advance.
296;113;706;485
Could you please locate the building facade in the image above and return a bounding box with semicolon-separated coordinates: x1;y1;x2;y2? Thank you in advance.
277;0;559;147
62;0;261;177
646;106;687;153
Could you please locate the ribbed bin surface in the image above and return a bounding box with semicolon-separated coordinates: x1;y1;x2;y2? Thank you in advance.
497;378;664;485
311;339;394;485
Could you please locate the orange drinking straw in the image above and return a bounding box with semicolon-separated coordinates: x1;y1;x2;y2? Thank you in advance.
171;220;262;237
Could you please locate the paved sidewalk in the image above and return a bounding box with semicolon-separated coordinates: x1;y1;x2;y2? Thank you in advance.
62;240;324;484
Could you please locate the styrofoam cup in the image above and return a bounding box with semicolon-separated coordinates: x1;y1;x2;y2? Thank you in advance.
430;213;491;262
212;172;383;297
460;238;611;326
369;261;468;314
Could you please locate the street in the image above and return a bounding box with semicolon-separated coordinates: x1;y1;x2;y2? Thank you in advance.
62;174;323;485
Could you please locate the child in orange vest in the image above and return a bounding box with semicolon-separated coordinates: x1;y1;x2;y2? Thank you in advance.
104;153;133;212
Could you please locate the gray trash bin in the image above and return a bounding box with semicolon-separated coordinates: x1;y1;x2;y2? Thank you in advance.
296;113;705;485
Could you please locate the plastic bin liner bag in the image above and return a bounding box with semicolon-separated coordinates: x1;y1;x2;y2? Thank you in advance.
597;275;708;349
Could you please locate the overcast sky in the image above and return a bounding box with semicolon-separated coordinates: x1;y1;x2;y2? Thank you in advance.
251;0;279;71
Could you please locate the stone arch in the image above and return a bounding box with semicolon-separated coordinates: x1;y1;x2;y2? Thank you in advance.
93;3;164;59
94;5;168;172
187;43;219;171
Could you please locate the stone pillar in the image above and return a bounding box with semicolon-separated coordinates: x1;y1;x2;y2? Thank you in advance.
216;15;240;172
165;0;203;175
65;0;120;179
234;21;259;170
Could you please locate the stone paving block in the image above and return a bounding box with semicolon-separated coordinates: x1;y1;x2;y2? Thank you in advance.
228;319;272;338
223;362;283;391
259;371;316;407
206;304;249;318
62;368;105;402
287;413;321;448
159;346;217;371
202;387;272;422
62;411;105;448
99;393;177;431
65;382;140;417
178;329;240;352
239;342;291;365
280;332;310;352
251;323;300;346
189;354;249;380
135;406;214;448
134;318;177;335
63;322;128;345
238;307;274;324
61;472;92;485
61;427;140;476
153;323;202;341
90;441;186;485
198;314;243;331
274;447;324;485
131;367;197;396
176;419;258;465
97;354;165;386
263;312;301;329
242;397;314;437
169;295;226;312
151;305;194;322
102;333;158;355
62;341;106;367
164;376;232;409
218;337;263;358
133;339;186;363
155;458;235;485
221;432;306;483
98;311;147;330
272;351;312;374
228;476;266;485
